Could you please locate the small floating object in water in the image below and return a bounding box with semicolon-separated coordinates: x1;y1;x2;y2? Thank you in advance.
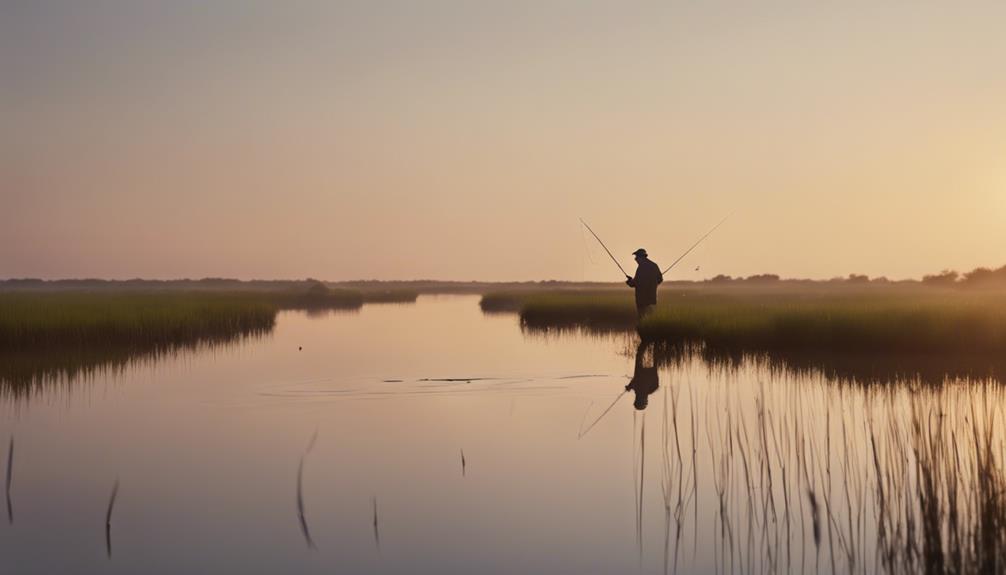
298;346;302;351
460;449;466;477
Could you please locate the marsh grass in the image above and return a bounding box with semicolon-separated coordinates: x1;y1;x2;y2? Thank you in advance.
361;290;419;304
0;292;277;350
479;288;630;314
486;287;1006;355
0;340;265;401
478;291;536;313
0;291;279;396
652;365;1006;574
520;291;636;331
644;341;1006;388
269;285;364;310
0;285;406;395
640;292;1006;354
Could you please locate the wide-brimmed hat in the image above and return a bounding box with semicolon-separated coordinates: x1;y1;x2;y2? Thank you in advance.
631;248;648;257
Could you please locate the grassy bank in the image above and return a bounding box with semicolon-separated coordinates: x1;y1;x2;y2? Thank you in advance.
486;287;1006;354
640;292;1006;354
0;287;391;396
0;292;277;350
0;282;425;352
481;288;632;315
361;289;420;304
479;291;536;313
268;286;364;310
270;286;419;307
519;290;636;329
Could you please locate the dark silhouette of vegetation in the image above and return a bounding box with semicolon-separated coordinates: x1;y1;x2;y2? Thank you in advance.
638;292;1006;355
269;282;364;310
923;269;960;286
0;284;391;397
484;287;1006;359
4;263;1006;297
743;274;780;283
885;263;1006;288
0;292;276;350
646;339;1006;387
0;342;264;401
648;367;1006;574
961;265;1006;287
361;290;419;304
0;292;279;398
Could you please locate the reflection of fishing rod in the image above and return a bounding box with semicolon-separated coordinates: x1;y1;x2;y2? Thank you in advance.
661;214;732;275
578;389;629;439
580;218;630;279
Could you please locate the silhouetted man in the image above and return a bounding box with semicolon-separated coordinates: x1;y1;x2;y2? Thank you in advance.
625;341;658;410
625;248;663;318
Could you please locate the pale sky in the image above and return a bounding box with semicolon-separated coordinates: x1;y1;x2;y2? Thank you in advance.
3;1;1005;281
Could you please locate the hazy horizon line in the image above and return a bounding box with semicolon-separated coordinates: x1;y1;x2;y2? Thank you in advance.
4;268;1004;285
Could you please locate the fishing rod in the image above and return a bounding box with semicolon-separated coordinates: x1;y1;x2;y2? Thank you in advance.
661;214;732;275
578;389;629;439
579;218;630;279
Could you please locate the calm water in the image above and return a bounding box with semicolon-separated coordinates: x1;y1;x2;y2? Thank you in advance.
1;295;1003;574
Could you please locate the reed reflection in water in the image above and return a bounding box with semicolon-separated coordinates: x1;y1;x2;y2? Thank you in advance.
621;341;1006;575
0;330;275;404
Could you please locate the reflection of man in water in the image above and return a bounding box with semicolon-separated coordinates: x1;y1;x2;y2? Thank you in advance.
625;248;663;319
625;341;659;410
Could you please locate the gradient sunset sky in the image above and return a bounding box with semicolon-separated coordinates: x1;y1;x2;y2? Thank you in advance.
3;1;1005;281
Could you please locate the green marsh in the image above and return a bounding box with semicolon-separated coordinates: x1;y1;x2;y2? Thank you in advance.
483;286;1006;355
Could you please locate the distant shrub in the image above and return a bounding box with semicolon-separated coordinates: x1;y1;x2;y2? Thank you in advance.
961;265;1006;287
744;274;780;283
922;269;959;286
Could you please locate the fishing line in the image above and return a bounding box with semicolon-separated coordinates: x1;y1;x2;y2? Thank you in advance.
578;389;629;439
662;214;732;276
581;222;598;265
580;221;600;282
579;218;630;279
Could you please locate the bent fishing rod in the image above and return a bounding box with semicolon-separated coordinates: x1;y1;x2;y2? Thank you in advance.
579;218;630;279
661;214;732;275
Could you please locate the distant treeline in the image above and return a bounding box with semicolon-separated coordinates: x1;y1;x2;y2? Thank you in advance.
0;278;603;294
703;264;1006;287
0;278;339;292
2;264;1005;291
921;264;1006;287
